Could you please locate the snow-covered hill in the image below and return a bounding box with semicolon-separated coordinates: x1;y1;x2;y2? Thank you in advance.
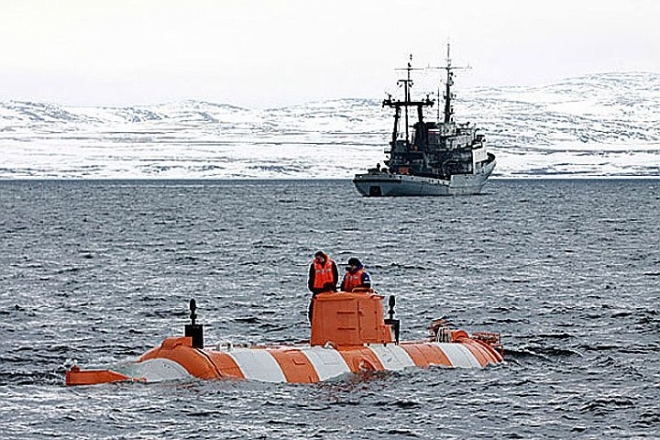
1;73;659;179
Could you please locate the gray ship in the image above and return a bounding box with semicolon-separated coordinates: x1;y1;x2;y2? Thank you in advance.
353;47;496;197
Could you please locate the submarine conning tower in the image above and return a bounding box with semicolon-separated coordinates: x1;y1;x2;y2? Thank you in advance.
310;290;400;347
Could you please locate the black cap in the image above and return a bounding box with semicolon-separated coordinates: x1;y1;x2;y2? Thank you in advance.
347;257;361;266
314;251;325;258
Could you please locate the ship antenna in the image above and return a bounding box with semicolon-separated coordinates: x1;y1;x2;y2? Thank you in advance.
444;43;455;124
396;54;414;145
390;55;429;148
426;43;471;124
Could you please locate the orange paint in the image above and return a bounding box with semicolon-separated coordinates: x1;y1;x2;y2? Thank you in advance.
459;340;490;367
269;348;320;383
310;292;393;347
472;338;504;363
65;290;504;385
140;336;221;380
400;342;452;367
205;351;245;380
65;366;133;386
338;347;385;373
450;329;470;342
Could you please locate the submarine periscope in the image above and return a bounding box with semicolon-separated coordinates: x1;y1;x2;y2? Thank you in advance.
66;292;504;386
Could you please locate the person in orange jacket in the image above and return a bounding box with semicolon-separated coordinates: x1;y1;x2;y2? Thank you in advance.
340;257;372;292
307;251;339;321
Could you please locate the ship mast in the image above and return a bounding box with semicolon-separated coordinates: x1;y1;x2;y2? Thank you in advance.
443;44;453;123
384;55;433;147
430;44;471;124
397;55;414;144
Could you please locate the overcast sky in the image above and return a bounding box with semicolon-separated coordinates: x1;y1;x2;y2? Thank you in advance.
0;0;658;108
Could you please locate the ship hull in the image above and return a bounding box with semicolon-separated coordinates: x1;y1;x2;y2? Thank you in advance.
65;292;504;386
66;335;503;386
353;159;496;197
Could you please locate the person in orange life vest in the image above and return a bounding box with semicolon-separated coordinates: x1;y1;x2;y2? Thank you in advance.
340;257;372;292
307;251;339;321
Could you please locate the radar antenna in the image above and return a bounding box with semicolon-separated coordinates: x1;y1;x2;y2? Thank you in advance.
385;55;433;146
426;43;471;124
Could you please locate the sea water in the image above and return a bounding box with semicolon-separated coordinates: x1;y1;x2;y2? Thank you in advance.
0;179;658;439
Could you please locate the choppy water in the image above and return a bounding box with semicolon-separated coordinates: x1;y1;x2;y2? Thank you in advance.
1;179;658;439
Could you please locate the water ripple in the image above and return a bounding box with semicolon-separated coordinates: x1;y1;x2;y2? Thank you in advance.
0;179;658;439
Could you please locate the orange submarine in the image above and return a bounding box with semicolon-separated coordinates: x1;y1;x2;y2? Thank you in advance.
66;290;504;385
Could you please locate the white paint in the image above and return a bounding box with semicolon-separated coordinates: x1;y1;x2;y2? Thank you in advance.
368;344;416;371
434;343;482;368
301;346;351;381
131;358;193;382
227;349;287;383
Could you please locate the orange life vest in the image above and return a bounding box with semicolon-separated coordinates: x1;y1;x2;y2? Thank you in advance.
313;258;335;290
342;268;366;292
